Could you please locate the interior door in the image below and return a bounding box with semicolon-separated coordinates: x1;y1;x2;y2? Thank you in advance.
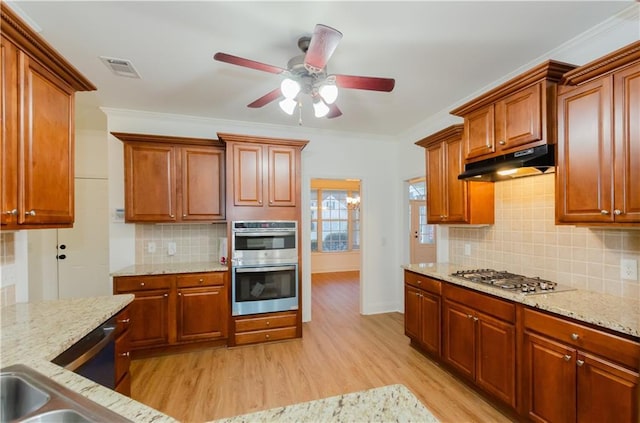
57;178;110;298
410;200;436;263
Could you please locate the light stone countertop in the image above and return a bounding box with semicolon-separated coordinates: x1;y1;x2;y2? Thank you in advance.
0;295;176;423
111;261;228;277
403;263;640;338
213;384;439;423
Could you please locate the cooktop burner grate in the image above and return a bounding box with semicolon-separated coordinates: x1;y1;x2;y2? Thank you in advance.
450;269;575;294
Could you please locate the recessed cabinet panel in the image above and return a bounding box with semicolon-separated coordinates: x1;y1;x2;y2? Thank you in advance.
1;37;19;226
444;137;467;222
496;83;542;151
234;144;263;206
177;286;227;342
268;146;296;206
181;146;224;220
128;290;170;349
425;143;444;223
464;105;495;161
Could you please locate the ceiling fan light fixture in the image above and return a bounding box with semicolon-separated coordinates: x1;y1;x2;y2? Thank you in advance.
280;78;301;99
319;83;338;104
313;99;330;118
279;98;297;115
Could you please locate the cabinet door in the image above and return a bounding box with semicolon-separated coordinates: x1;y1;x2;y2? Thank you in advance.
495;83;542;152
476;313;516;407
268;145;296;207
425;142;445;223
443;136;468;223
556;77;614;223
613;63;640;223
404;285;421;340
128;289;170;349
20;54;75;225
463;105;495;161
577;351;639;423
525;332;576;423
177;286;228;342
0;36;18;226
419;290;441;356
443;300;476;380
232;143;263;206
180;146;225;221
124;143;176;222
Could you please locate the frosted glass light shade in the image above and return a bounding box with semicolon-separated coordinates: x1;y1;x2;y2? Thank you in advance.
319;83;338;104
313;99;330;118
279;98;297;115
280;78;301;99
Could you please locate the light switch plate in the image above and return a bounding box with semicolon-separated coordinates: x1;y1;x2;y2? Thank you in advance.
167;242;176;256
620;258;638;281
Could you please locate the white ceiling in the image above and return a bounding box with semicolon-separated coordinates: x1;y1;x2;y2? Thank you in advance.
9;1;634;137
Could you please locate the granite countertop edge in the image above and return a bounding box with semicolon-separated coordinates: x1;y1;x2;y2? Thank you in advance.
111;261;228;277
402;263;640;339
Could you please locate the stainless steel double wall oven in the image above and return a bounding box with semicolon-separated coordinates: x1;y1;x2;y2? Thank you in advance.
231;221;299;316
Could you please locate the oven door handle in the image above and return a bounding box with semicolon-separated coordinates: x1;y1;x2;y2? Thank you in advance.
235;265;297;273
234;231;295;237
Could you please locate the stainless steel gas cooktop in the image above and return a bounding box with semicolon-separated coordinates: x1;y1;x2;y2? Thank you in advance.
450;269;575;295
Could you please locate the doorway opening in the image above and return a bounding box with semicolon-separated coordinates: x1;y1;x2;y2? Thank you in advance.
408;178;436;263
310;178;361;311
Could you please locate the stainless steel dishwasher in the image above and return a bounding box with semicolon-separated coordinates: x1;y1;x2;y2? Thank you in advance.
51;316;117;389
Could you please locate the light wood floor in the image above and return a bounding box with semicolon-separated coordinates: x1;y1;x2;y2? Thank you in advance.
130;271;514;422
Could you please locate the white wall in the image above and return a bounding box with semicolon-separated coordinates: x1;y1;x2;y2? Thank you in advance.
104;110;401;322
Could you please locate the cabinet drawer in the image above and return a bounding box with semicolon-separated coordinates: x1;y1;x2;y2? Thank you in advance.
114;275;173;292
444;284;515;323
235;327;297;346
524;308;640;370
114;333;131;384
404;271;442;295
235;312;297;333
114;307;131;337
176;272;225;288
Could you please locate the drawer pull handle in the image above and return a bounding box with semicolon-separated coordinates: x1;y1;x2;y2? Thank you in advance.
265;334;270;339
199;278;204;283
178;292;182;296
417;280;422;284
118;352;130;357
266;321;270;326
571;333;579;341
563;354;572;362
140;282;145;287
576;359;585;367
164;293;168;297
117;318;130;324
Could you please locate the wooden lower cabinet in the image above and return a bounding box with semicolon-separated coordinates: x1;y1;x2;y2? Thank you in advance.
232;311;299;346
113;271;228;354
404;271;441;356
523;308;639;423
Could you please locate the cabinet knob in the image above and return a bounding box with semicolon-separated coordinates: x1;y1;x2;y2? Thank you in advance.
600;210;609;215
25;210;36;216
486;144;491;148
467;314;473;319
563;354;572;361
140;282;145;287
498;140;506;145
266;321;270;326
614;209;622;216
472;316;479;322
4;209;17;216
199;278;204;283
576;359;585;367
117;318;130;324
169;214;175;218
571;333;579;341
265;334;270;339
416;280;421;284
118;351;130;357
163;293;168;297
183;214;187;218
178;292;182;296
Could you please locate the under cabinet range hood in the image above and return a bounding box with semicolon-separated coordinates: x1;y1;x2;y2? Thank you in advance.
458;145;555;182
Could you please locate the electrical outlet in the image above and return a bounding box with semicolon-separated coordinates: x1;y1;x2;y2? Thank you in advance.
147;242;156;253
167;242;177;256
620;259;638;281
464;244;471;256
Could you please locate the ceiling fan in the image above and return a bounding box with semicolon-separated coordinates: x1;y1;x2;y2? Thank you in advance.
214;24;395;119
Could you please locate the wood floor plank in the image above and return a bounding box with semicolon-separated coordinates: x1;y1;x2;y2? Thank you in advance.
130;271;513;422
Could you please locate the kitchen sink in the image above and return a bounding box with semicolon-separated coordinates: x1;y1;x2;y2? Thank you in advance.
0;364;131;422
0;374;50;421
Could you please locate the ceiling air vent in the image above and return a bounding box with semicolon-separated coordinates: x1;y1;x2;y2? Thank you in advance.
100;56;141;78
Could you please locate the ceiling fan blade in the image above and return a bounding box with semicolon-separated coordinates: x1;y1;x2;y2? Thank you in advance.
326;103;342;119
304;24;343;73
334;74;396;92
214;52;286;74
247;88;283;108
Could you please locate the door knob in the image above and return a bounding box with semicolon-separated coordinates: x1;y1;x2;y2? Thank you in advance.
56;254;66;260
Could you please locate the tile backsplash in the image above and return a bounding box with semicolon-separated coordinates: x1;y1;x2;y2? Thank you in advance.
135;223;227;265
449;173;640;300
1;232;17;307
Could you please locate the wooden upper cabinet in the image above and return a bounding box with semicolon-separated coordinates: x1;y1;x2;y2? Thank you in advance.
451;60;576;163
1;4;95;229
218;132;308;221
416;124;494;224
556;41;640;225
113;133;225;223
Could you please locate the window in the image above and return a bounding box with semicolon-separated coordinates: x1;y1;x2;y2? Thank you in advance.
310;180;360;253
